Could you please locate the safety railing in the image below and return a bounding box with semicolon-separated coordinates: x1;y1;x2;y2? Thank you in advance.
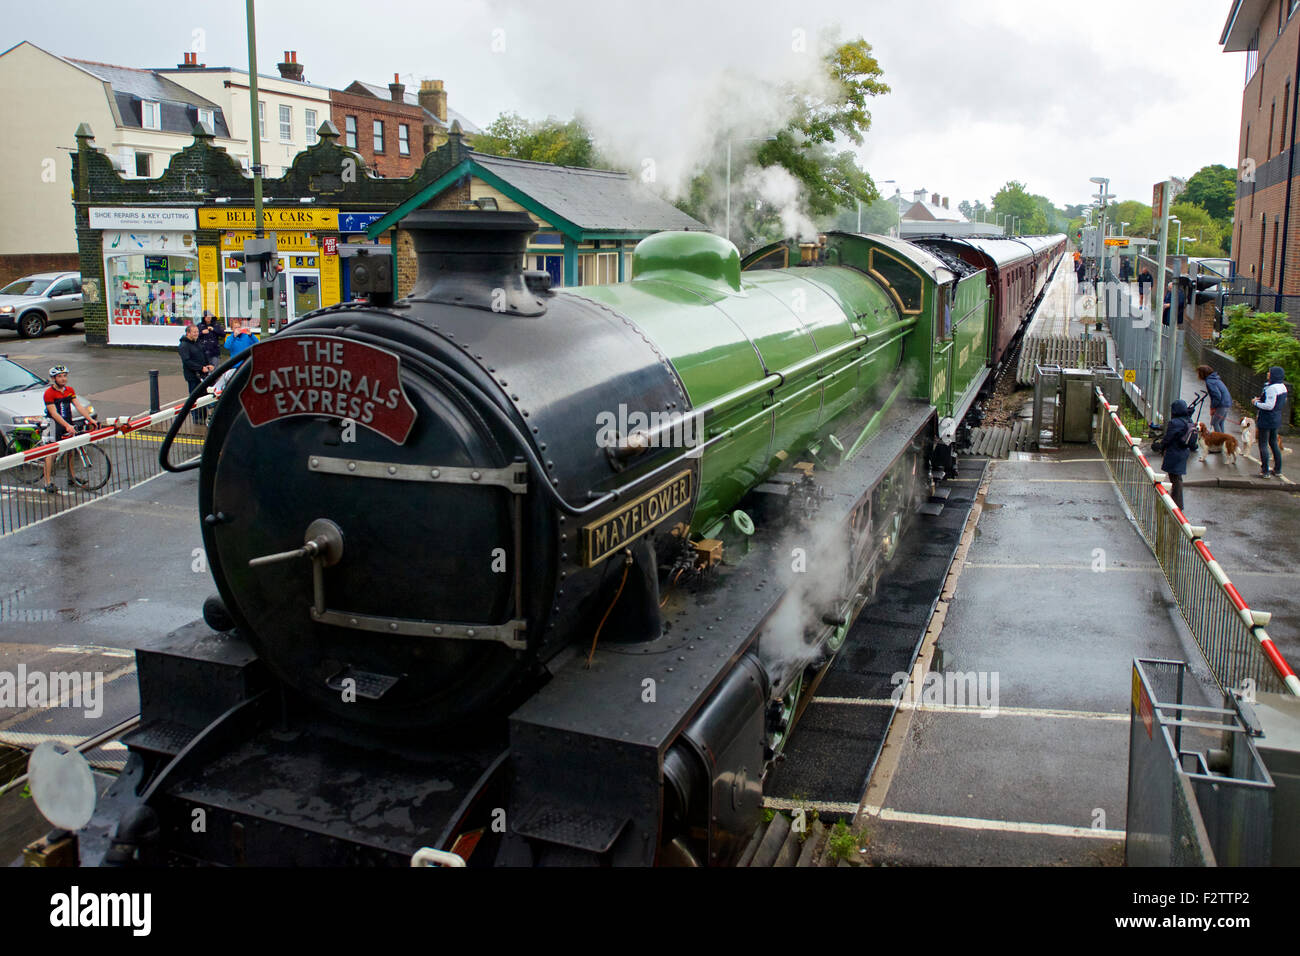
1095;387;1300;697
0;393;216;536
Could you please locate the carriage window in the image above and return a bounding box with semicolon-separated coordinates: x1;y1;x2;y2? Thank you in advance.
868;249;924;314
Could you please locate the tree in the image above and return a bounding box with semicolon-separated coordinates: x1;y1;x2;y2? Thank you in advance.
1166;202;1226;257
991;181;1038;232
472;112;600;168
1182;164;1236;222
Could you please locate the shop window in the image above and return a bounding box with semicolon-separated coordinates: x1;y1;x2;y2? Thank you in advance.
305;109;318;144
345;115;357;149
399;124;410;155
280;104;292;142
134;152;151;178
258;101;267;140
577;252;617;285
105;250;199;330
198;108;214;133
374;120;384;153
142;100;160;130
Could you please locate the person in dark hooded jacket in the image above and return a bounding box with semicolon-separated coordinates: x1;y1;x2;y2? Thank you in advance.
1252;365;1288;478
1152;399;1198;510
1196;365;1232;433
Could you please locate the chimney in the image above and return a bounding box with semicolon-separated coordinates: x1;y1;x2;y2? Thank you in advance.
931;193;940;206
942;197;949;209
277;50;304;82
389;73;405;103
177;51;205;70
913;189;926;203
406;210;545;316
419;79;447;123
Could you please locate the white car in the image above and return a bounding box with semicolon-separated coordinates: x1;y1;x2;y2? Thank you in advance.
0;355;52;444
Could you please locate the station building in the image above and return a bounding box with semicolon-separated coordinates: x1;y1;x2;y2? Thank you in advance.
71;122;703;347
1222;0;1300;295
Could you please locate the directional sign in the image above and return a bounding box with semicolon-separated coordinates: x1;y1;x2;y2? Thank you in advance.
1152;182;1165;222
1105;238;1130;247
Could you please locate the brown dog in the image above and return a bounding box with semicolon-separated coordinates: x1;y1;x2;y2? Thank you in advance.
1198;422;1239;464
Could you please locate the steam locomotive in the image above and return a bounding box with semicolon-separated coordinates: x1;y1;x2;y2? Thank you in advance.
66;211;1063;867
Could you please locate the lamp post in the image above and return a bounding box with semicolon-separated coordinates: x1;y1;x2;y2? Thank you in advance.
1120;221;1130;236
1170;217;1182;257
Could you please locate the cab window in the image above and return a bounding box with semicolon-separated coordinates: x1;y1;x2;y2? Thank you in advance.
868;249;924;314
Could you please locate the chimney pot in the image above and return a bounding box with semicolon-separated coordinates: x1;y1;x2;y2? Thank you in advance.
389;76;405;103
418;78;447;123
277;52;305;81
931;193;940;206
942;197;949;209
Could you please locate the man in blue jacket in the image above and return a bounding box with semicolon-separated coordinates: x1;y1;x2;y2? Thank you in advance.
1153;399;1198;510
1252;366;1288;478
1196;365;1232;434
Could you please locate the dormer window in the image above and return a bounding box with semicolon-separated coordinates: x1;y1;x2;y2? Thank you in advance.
142;100;161;130
197;107;214;132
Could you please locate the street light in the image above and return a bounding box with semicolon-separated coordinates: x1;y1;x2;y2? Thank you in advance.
1170;217;1182;256
1120;221;1130;236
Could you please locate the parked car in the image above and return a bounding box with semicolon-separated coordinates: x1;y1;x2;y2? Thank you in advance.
0;272;83;338
0;354;54;446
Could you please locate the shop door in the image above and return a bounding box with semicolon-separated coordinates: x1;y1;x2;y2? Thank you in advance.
289;272;321;321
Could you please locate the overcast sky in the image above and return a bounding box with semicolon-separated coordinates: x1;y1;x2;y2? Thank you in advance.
5;0;1245;213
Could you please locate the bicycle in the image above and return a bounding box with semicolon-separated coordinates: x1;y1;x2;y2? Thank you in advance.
3;418;112;491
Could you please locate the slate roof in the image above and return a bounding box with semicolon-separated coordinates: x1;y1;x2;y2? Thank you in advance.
67;58;231;137
472;152;705;233
903;200;967;223
351;80;482;135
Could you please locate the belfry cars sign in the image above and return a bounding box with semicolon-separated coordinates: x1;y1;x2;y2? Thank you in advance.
239;336;417;443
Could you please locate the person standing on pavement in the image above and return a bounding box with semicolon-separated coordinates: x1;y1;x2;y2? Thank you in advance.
179;322;212;425
223;323;259;361
1196;365;1233;434
1152;399;1198;510
1138;267;1153;308
41;365;98;494
1253;365;1288;478
196;310;225;368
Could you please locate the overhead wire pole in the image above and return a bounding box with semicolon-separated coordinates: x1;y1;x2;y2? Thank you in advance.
245;0;272;335
1150;180;1172;425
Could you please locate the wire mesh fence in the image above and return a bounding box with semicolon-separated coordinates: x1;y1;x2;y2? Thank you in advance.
1095;389;1297;697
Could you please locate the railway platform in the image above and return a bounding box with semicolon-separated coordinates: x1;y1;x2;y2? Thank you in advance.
819;445;1225;865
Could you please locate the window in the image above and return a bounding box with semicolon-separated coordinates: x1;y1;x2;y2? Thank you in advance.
197;107;214;132
1284;83;1291;153
258;101;266;139
305;109;318;144
345;115;357;148
48;277;79;297
135;152;151;177
1246;29;1260;86
399;123;410;155
1268;102;1276;157
867;249;924;314
373;119;384;153
142;100;160;130
280;104;292;142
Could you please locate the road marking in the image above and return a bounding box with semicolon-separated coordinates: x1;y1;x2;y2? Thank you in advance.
810;697;1128;721
857;805;1126;840
964;562;1159;572
48;644;135;658
992;478;1113;483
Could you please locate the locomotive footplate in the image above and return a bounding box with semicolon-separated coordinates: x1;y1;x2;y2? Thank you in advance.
502;399;938;866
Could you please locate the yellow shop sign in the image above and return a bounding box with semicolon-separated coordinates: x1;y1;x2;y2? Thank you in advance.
199;207;338;230
221;232;319;252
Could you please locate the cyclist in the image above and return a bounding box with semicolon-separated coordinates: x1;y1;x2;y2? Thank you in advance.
42;365;98;494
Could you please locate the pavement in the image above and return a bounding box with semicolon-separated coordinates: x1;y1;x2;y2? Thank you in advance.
856;446;1222;866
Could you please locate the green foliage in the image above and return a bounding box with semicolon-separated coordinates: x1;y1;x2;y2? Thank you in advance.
472;112;601;168
790;38;891;148
1245;333;1300;382
1217;311;1293;368
991;181;1038;231
1183;164;1236;222
825;821;856;861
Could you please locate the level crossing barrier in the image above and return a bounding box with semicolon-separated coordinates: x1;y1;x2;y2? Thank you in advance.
0;393;216;536
1095;387;1299;697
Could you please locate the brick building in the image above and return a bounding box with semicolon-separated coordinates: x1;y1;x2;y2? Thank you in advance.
329;76;430;179
1222;0;1300;294
72;119;701;348
336;77;480;167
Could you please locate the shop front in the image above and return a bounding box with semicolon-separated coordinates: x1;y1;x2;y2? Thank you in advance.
96;207;202;347
200;206;341;329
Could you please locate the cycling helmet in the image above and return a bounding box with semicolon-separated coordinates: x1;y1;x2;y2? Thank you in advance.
49;365;68;378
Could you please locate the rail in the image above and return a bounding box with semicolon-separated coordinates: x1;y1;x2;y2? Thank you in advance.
1094;387;1300;696
0;393;216;536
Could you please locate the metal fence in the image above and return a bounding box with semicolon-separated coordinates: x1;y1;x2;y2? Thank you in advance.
1095;388;1299;697
0;395;214;536
1125;659;1275;866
